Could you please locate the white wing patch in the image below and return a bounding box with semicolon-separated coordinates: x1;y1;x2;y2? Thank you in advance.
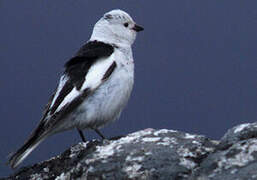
81;54;115;90
56;87;80;112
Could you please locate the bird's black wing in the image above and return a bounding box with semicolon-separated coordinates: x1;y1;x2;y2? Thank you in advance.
48;40;114;116
64;40;114;90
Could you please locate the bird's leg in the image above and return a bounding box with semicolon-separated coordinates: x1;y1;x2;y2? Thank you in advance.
77;128;87;142
94;129;106;139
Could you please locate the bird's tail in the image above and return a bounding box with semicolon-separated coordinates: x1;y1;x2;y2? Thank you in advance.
8;123;48;169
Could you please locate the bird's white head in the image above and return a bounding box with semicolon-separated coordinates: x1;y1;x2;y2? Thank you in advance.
90;9;143;47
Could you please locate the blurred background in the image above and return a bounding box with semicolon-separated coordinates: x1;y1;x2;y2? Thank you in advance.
1;0;257;177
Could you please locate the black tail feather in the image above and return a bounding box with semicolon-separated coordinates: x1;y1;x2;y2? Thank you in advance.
8;122;47;168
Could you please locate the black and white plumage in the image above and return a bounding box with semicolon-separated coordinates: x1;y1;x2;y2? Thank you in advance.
8;9;143;168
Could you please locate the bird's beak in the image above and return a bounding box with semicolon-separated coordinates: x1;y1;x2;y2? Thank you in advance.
132;24;144;32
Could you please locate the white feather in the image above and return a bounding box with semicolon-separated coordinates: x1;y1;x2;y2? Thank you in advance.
90;9;137;47
56;87;80;112
12;136;46;168
50;75;68;108
81;55;114;90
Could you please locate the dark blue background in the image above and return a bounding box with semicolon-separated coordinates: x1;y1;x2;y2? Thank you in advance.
1;0;257;177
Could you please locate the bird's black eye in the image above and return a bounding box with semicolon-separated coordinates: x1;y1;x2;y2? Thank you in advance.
124;23;129;27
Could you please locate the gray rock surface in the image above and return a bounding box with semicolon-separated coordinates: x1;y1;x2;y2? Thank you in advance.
193;123;257;180
2;123;257;180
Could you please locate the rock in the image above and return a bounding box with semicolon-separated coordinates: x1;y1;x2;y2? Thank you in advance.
2;123;257;180
193;122;257;180
218;123;257;150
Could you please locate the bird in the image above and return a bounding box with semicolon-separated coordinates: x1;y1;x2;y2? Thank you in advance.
8;9;143;169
